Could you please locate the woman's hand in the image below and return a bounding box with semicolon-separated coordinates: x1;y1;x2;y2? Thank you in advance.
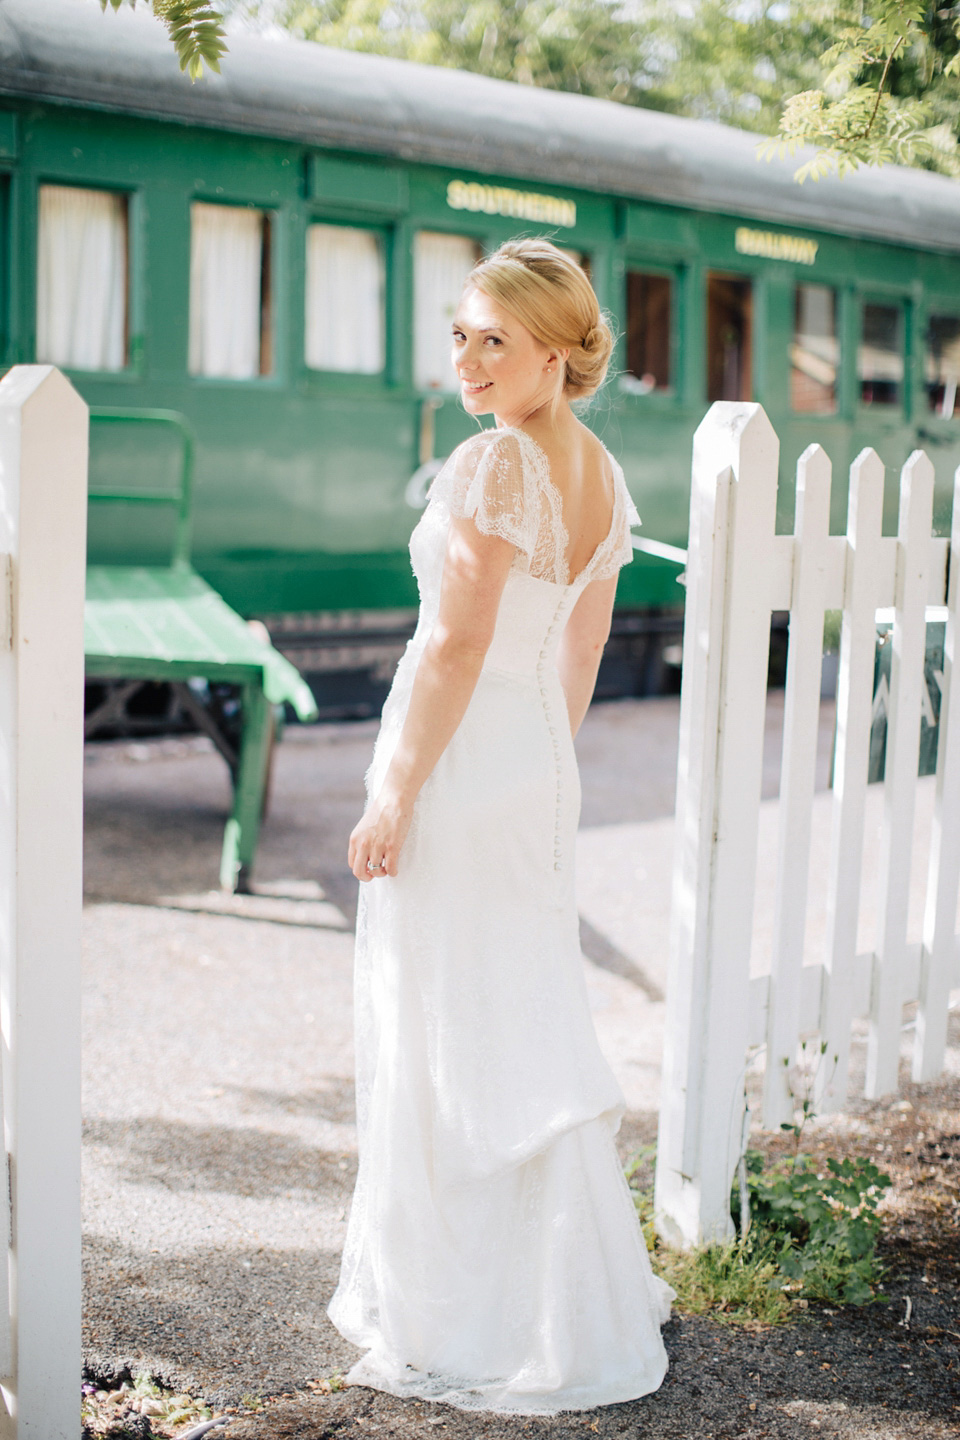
348;789;414;882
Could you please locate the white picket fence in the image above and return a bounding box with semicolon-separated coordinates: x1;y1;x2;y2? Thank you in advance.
0;367;87;1438
654;402;960;1248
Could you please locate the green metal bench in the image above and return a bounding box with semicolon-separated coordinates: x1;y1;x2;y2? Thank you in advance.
83;408;318;892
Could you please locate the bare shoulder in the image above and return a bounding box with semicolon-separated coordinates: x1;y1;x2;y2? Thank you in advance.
523;416;613;488
577;423;615;482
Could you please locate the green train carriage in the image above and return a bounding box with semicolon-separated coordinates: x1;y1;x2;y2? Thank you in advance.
3;0;960;710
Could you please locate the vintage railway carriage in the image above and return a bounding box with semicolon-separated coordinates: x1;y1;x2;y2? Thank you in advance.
2;0;960;709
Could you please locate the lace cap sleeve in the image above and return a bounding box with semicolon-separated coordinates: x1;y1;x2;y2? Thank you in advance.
591;464;641;581
433;429;539;558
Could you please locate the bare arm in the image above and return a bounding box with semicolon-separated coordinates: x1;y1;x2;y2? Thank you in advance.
557;575;618;737
349;516;516;881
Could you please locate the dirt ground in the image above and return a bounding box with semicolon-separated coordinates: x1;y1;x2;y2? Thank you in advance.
81;699;960;1440
207;1068;960;1440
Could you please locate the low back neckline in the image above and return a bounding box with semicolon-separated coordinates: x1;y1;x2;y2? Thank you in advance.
494;424;621;588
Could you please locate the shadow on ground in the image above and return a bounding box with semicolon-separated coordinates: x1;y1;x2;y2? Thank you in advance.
84;1115;357;1200
83;1236;354;1408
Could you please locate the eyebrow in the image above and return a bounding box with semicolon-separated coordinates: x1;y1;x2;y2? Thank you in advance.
452;321;510;335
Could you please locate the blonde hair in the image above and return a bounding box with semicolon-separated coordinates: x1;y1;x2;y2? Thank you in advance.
464;238;614;401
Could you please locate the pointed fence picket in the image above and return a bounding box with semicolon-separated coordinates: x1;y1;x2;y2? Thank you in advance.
0;367;86;1439
655;403;960;1248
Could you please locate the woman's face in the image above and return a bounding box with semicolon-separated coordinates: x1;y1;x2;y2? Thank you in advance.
451;286;567;425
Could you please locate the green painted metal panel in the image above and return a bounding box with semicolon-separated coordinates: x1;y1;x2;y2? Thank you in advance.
0;111;18;160
308;153;408;214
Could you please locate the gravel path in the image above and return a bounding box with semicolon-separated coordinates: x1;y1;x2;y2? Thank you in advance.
82;696;960;1438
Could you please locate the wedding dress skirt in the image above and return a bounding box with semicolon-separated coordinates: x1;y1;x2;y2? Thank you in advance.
327;429;673;1413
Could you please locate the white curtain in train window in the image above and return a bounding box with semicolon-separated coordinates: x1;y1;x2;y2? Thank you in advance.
414;232;478;390
189;202;265;379
36;185;127;371
305;224;384;373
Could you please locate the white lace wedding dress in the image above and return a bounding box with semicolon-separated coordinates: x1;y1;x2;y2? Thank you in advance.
327;426;673;1414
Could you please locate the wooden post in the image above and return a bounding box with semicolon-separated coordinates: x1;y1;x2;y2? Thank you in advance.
0;367;87;1438
655;402;779;1247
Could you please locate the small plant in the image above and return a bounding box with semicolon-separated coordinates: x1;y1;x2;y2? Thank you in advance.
625;1146;792;1327
780;1039;839;1154
653;1233;793;1329
733;1150;892;1305
625;1043;893;1327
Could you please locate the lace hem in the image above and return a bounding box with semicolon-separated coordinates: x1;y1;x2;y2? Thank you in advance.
338;1331;672;1415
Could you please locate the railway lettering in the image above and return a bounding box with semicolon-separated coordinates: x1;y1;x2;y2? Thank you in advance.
735;226;819;265
446;179;577;228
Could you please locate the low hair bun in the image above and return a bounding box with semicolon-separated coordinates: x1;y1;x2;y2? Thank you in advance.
465;238;614;402
566;314;614;398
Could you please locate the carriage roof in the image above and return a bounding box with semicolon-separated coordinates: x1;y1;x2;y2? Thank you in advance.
2;0;959;254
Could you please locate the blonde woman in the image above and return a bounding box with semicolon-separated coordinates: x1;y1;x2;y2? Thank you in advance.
328;239;673;1413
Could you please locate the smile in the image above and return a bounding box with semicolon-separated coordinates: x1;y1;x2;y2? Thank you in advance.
461;380;493;393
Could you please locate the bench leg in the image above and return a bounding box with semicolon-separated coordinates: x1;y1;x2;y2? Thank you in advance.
219;684;274;893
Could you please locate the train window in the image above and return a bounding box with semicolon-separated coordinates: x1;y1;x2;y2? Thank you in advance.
625;271;671;392
791;284;838;414
706;273;752;402
189;202;271;379
414;231;481;390
925;314;960;419
858;302;902;407
305;224;384;374
36;184;128;371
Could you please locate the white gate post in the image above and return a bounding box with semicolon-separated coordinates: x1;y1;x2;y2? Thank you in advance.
0;368;87;1438
655;403;779;1247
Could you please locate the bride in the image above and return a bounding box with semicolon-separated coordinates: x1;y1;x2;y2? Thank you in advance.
328;238;673;1413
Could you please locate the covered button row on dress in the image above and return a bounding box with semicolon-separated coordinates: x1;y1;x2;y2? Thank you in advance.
537;600;568;872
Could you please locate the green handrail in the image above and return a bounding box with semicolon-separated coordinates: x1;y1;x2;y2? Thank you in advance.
88;407;195;568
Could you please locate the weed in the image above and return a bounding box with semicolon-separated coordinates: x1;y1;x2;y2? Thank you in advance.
653;1235;793;1328
733;1150;892;1305
625;1125;892;1325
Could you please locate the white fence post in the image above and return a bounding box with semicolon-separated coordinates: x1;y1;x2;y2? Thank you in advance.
655;402;779;1247
0;367;87;1438
659;407;960;1245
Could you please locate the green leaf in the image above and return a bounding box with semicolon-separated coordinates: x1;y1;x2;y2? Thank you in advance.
102;0;228;79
